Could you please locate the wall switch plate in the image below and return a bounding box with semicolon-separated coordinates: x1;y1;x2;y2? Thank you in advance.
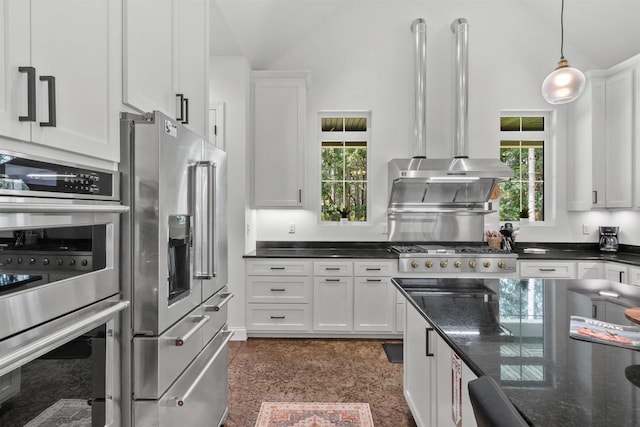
582;224;590;235
288;223;295;234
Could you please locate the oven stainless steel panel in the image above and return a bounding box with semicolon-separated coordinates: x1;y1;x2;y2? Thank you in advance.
132;310;208;399
133;330;232;427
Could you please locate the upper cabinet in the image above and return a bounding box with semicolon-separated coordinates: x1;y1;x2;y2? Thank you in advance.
250;71;308;208
123;0;209;137
568;56;638;210
0;0;120;162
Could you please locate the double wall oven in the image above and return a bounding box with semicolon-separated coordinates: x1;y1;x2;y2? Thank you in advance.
0;150;128;426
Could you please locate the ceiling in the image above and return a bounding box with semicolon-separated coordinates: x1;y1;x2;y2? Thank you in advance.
210;0;640;71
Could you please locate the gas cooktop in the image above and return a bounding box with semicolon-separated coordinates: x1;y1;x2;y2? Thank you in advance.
389;244;512;256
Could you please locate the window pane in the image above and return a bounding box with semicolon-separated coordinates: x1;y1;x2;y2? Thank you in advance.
321;146;344;180
522;117;544;131
345;117;367;131
344;146;367;181
345;182;367;221
322;117;344;132
500;117;521;131
321;181;344;221
499;180;521;221
534;182;545;220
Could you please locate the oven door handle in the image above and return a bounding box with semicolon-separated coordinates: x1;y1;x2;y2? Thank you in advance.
191;161;217;279
203;292;234;312
171;330;234;407
0;203;129;214
174;315;210;346
0;300;129;377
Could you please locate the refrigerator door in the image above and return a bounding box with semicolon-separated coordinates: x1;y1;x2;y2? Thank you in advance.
200;141;228;301
128;112;203;335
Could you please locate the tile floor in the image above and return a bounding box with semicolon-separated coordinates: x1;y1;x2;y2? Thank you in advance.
225;338;417;427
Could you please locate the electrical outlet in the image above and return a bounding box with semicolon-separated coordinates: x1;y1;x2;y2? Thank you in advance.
582;224;590;235
246;224;251;236
288;223;296;234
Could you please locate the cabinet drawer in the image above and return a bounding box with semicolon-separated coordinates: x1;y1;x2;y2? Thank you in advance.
519;261;576;278
313;261;353;276
629;267;640;286
246;260;311;276
354;260;394;276
247;276;311;303
246;304;310;331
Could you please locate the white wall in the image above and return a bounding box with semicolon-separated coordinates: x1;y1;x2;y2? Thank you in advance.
210;56;253;337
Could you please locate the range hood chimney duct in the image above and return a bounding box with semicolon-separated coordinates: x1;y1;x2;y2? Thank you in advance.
412;18;427;158
451;18;469;159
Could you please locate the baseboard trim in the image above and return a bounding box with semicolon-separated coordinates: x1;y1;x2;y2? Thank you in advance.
229;326;248;341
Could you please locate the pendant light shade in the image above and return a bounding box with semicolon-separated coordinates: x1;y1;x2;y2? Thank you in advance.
541;57;586;104
541;0;585;104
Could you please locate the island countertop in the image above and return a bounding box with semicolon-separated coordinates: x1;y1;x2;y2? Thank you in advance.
393;277;640;427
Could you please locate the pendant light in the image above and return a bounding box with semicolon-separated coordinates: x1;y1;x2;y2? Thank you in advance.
541;0;585;104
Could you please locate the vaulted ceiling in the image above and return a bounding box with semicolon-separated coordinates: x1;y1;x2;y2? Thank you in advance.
210;0;640;71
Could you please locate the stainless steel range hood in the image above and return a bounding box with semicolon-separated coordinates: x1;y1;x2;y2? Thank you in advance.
388;18;512;214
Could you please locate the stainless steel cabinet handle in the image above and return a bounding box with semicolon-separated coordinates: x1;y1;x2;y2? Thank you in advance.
539;268;557;272
270;288;286;292
174;315;210;346
366;268;381;271
19;66;36;121
325;278;340;282
325;267;340;271
425;327;434;357
366;279;382;282
39;75;56;127
270;267;285;270
270;316;285;320
191;161;217;279
172;331;233;407
203;293;234;312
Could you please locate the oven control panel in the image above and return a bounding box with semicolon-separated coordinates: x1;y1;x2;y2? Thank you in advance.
0;253;93;272
399;256;517;274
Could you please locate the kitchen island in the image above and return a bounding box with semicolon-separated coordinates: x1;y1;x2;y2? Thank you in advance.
394;277;640;427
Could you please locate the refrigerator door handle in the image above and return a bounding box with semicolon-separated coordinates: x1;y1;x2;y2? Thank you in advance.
191;161;217;279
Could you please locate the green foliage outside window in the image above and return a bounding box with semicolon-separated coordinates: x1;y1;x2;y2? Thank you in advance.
321;142;367;221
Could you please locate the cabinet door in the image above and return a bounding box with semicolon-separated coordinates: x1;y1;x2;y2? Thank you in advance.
30;0;119;162
353;277;394;332
604;262;629;284
313;277;353;331
251;74;306;208
174;0;208;136
604;69;633;208
404;303;435;427
0;0;31;142
435;341;478;427
123;0;174;115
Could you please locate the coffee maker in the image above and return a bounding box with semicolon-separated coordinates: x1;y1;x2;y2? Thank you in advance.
599;226;619;252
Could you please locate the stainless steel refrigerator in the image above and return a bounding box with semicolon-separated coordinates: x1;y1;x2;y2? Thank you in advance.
119;111;233;427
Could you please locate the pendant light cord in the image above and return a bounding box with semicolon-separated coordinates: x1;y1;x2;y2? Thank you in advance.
560;0;565;59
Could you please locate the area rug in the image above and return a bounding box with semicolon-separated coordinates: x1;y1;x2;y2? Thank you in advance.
382;342;403;364
255;402;374;427
24;399;91;427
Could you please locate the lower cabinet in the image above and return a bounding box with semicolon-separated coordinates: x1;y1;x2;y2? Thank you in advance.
577;262;604;279
518;260;576;278
605;262;629;284
404;302;478;427
245;258;399;337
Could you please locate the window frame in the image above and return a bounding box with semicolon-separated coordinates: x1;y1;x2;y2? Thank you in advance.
318;111;372;225
499;111;555;226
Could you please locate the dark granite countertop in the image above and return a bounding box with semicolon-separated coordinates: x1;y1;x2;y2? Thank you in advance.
393;277;640;427
244;241;640;267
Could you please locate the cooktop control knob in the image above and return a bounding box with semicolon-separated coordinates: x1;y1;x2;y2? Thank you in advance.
81;260;88;267
29;258;36;265
483;261;491;268
440;261;447;268
42;258;50;266
454;261;461;268
57;258;64;266
69;259;76;266
4;257;11;265
411;261;419;269
498;261;506;269
425;261;433;268
469;261;476;268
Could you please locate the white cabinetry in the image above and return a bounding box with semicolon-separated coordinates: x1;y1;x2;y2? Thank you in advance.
577;262;604;279
604;68;634;208
250;71;307;208
518;261;576;278
629;267;640;286
245;260;312;332
0;0;120;162
123;0;208;136
604;262;629;284
404;301;477;427
353;261;395;332
313;261;354;331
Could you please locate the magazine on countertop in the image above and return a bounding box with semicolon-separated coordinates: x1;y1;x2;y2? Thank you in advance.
570;315;640;351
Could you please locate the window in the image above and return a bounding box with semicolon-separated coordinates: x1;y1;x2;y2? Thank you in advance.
499;115;547;222
320;113;370;222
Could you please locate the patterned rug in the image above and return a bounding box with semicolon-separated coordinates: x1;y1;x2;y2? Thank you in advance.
24;399;91;427
255;402;374;427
